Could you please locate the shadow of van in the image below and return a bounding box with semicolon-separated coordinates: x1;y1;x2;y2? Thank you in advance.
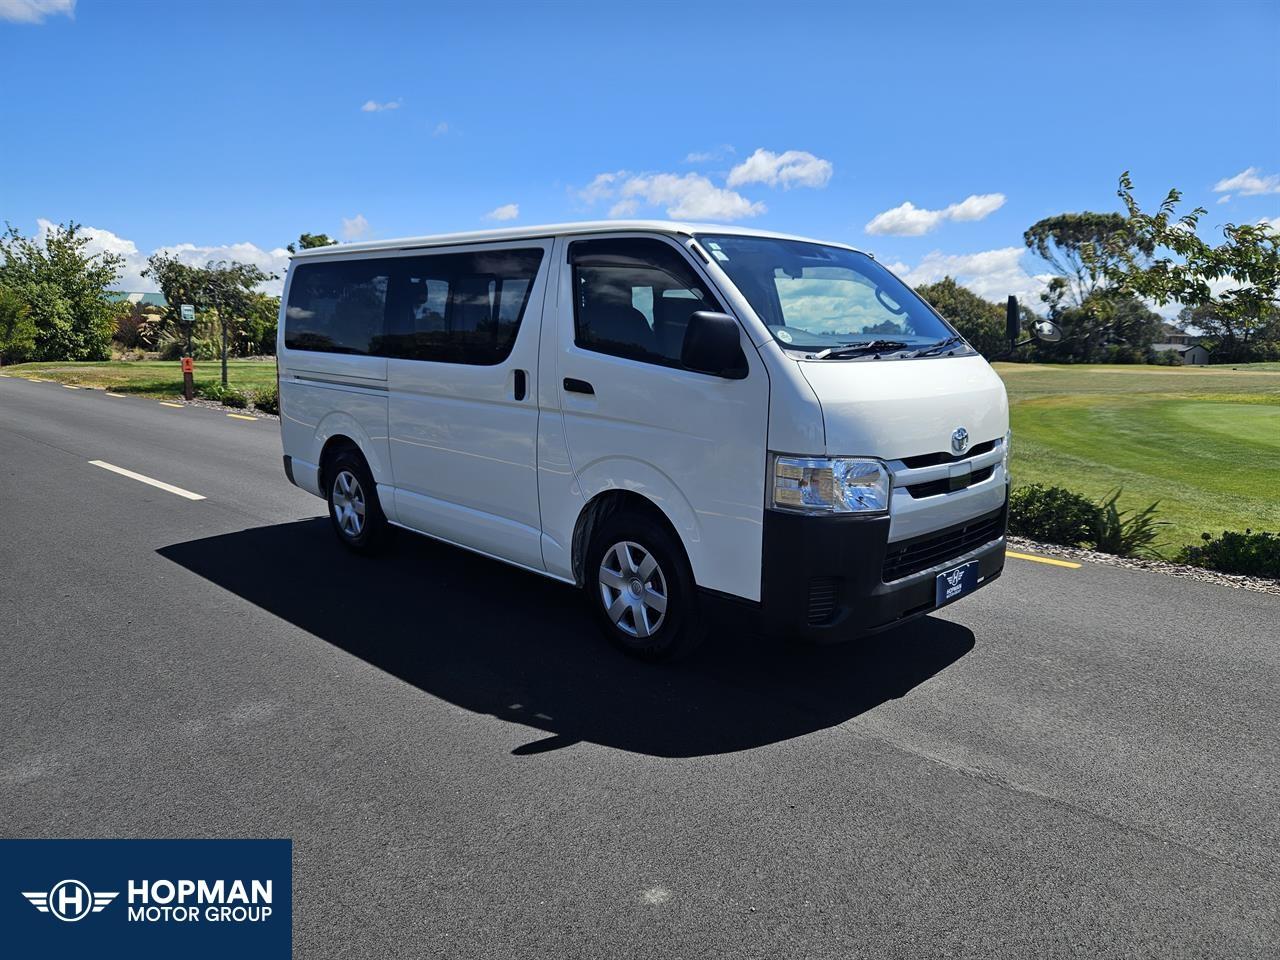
158;519;974;758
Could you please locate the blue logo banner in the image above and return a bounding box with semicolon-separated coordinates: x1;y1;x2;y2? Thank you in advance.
0;839;292;959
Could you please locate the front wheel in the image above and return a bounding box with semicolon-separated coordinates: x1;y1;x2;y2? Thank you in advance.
584;511;704;660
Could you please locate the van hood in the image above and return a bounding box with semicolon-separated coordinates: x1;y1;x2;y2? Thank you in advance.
797;354;1008;460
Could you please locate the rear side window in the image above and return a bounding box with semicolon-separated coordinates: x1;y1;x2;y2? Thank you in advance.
569;238;721;368
376;248;544;365
284;259;390;355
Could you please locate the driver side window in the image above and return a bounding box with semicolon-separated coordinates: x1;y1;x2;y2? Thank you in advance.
569;238;722;368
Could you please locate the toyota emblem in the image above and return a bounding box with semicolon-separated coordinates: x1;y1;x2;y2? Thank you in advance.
951;427;970;455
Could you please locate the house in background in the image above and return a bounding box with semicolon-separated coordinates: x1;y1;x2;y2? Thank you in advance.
1151;341;1212;365
1150;321;1211;365
1157;322;1195;346
107;291;168;309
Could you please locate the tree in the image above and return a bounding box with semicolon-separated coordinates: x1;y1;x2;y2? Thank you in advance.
143;255;276;379
143;253;206;351
1177;302;1280;362
913;277;1007;357
0;221;123;360
1090;173;1280;360
0;285;37;363
286;233;337;253
238;292;281;356
201;260;274;386
1024;212;1152;307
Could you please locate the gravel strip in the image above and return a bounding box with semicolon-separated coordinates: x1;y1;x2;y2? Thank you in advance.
1006;535;1280;596
183;397;279;420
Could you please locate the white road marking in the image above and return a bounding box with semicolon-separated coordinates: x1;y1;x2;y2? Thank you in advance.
105;392;127;398
62;384;78;390
226;413;257;421
159;401;184;408
88;460;206;501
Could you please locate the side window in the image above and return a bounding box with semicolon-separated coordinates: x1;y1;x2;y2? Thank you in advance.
570;238;722;368
375;248;544;364
284;259;390;355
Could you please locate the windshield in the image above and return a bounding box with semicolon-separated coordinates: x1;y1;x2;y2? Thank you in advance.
696;234;962;355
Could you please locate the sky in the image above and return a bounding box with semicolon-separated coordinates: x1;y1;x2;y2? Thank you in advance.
1;0;1277;312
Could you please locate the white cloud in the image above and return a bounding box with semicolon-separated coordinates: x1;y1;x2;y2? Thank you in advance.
865;193;1006;236
0;0;74;24
361;99;400;113
1213;167;1280;196
341;214;369;240
618;173;765;220
485;203;519;222
1217;194;1232;204
1259;216;1280;234
577;170;763;221
685;145;735;163
576;171;625;205
433;121;449;136
726;148;832;189
892;246;1052;308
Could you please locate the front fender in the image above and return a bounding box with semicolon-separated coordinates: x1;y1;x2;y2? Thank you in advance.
572;456;706;580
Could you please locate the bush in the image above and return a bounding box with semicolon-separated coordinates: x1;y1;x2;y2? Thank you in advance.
1010;484;1167;556
1090;489;1165;557
199;382;249;408
1177;530;1280;578
1008;484;1101;546
159;337;219;361
252;384;278;415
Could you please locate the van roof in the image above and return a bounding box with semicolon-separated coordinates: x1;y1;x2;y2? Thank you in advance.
288;220;865;259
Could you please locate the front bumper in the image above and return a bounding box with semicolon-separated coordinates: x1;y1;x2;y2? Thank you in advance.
755;501;1007;643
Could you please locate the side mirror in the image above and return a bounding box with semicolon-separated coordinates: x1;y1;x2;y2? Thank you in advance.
1032;320;1062;343
1006;296;1020;347
682;311;747;379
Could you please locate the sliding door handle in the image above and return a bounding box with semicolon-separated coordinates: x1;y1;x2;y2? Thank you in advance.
563;378;595;396
513;369;527;401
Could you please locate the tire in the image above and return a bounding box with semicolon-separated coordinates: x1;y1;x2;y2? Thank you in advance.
584;509;704;660
324;448;388;554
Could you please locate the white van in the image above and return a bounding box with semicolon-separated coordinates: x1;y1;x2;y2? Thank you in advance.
277;221;1012;658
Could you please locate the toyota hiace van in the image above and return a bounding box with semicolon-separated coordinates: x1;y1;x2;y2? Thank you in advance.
277;222;1013;658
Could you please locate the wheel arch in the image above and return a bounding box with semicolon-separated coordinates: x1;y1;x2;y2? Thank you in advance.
317;434;363;495
571;489;689;588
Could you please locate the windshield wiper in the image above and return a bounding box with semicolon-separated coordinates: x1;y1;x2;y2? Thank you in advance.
809;339;910;360
908;335;967;358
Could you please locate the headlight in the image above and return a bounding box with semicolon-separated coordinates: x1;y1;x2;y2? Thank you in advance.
772;456;890;514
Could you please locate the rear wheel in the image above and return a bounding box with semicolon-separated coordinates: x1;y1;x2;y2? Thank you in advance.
585;510;703;660
325;448;388;553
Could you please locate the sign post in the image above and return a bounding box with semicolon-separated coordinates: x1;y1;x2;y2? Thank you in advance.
179;305;196;400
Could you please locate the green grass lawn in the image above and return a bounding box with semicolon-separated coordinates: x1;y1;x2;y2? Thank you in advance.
0;359;277;397
995;363;1280;556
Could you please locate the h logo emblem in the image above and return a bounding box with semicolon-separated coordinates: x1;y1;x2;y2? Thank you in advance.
22;879;117;921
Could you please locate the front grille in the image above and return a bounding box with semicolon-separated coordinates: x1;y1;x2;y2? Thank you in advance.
882;506;1005;582
806;577;839;625
899;439;997;469
906;465;995;499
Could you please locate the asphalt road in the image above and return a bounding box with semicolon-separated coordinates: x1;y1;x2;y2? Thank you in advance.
2;375;1277;959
